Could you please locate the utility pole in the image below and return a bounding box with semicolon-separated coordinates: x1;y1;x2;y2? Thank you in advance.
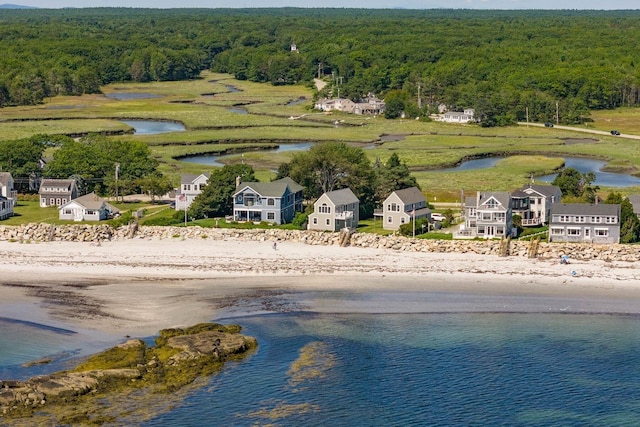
417;83;422;109
556;101;559;125
115;163;120;202
526;107;529;126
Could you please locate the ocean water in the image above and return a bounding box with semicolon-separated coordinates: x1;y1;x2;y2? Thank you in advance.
3;310;640;425
148;312;640;426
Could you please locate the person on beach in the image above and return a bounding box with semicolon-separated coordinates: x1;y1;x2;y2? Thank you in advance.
273;241;277;250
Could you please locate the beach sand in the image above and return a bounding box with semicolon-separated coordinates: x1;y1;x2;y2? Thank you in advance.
2;238;640;339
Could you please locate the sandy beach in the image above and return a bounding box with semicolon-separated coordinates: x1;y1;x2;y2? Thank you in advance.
2;238;640;339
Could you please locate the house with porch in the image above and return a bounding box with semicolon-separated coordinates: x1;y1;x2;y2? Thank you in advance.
58;192;120;222
39;178;78;207
0;196;12;220
457;191;513;239
0;172;17;208
377;187;431;231
233;177;303;224
308;188;359;231
511;184;562;227
549;203;620;244
439;108;475;124
175;173;210;211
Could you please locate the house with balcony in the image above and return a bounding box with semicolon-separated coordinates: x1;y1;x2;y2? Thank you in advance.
457;191;513;239
175;173;210;211
549;203;620;244
511;184;562;227
39;179;78;207
308;188;359;231
58;192;120;222
377;187;431;231
0;172;17;208
233;177;303;224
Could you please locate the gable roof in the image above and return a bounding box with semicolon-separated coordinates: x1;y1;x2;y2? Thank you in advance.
478;191;510;209
321;188;359;205
550;203;620;216
236;177;302;198
181;173;210;185
391;187;425;204
61;192;120;213
523;184;562;197
39;178;76;192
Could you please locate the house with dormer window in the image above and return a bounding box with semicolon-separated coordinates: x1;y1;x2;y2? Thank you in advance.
458;191;513;239
233;177;303;224
39;179;78;207
308;188;359;231
549;203;620;243
378;187;431;230
511;184;562;227
175;173;210;211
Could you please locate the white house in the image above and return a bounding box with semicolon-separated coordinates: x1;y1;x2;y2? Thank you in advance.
176;173;210;211
58;192;120;222
511;184;563;227
0;172;17;208
458;191;513;239
379;187;430;231
0;196;12;220
439;108;475;124
308;188;359;232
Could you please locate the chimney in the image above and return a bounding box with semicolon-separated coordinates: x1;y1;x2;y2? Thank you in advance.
236;176;241;188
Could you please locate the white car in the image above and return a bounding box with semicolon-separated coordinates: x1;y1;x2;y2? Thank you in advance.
431;213;445;222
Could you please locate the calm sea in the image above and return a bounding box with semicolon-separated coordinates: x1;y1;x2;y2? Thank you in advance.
3;308;640;425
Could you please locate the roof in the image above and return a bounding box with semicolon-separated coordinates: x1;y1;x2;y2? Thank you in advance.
627;194;640;212
523;184;562;197
40;178;76;191
181;173;210;185
550;203;620;216
237;177;302;198
60;192;119;213
0;172;12;186
391;187;425;204
321;188;359;205
478;191;511;209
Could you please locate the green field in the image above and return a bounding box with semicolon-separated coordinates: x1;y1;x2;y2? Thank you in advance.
2;71;640;202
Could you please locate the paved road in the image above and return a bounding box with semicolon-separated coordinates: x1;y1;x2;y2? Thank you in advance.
517;122;640;140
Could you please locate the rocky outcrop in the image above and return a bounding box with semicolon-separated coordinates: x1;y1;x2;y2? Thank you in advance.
1;223;640;262
0;324;256;418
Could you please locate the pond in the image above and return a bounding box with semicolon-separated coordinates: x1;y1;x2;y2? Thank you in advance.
432;156;640;188
179;142;314;167
120;120;186;135
227;107;248;114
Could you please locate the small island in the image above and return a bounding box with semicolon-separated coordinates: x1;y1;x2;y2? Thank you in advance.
0;323;257;425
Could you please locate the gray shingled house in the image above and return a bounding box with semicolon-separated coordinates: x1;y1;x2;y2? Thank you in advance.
379;187;431;231
233;177;303;224
549;203;621;244
308;188;359;231
511;184;562;226
459;191;513;239
39;178;78;207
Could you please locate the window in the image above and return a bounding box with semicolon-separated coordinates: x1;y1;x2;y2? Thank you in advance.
64;209;72;215
267;212;275;220
575;216;586;223
387;216;392;223
267;198;275;206
592;216;602;223
567;228;581;236
605;216;617;224
482;213;492;221
495;212;505;221
50;198;55;205
313;218;318;224
401;218;405;224
87;210;95;215
319;204;331;214
559;215;570;223
326;219;330;226
551;228;564;235
595;228;609;237
390;203;398;212
485;199;498;209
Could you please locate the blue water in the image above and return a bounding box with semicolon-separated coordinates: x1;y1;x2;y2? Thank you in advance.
180;142;314;167
141;312;640;426
5;302;640;425
121;120;186;135
434;156;640;187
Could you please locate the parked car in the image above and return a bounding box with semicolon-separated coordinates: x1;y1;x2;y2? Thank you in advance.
544;122;554;127
611;130;621;135
431;213;445;222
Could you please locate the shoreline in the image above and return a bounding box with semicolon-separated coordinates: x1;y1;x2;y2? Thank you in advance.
2;238;640;340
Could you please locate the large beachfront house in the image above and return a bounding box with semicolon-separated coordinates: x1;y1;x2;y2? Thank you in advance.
308;188;359;231
511;184;562;227
39;179;78;207
58;192;120;222
458;191;513;239
233;177;304;224
175;173;210;211
549;203;621;244
377;187;431;231
315;94;385;116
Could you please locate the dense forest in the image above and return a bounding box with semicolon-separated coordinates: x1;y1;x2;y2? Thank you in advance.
2;8;640;125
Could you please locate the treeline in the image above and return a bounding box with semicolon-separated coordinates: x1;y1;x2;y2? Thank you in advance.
3;8;640;125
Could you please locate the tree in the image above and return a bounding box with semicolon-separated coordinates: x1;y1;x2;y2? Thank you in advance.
552;167;598;200
189;164;255;219
0;137;47;179
606;193;640;243
374;153;418;203
136;175;173;202
286;142;375;217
